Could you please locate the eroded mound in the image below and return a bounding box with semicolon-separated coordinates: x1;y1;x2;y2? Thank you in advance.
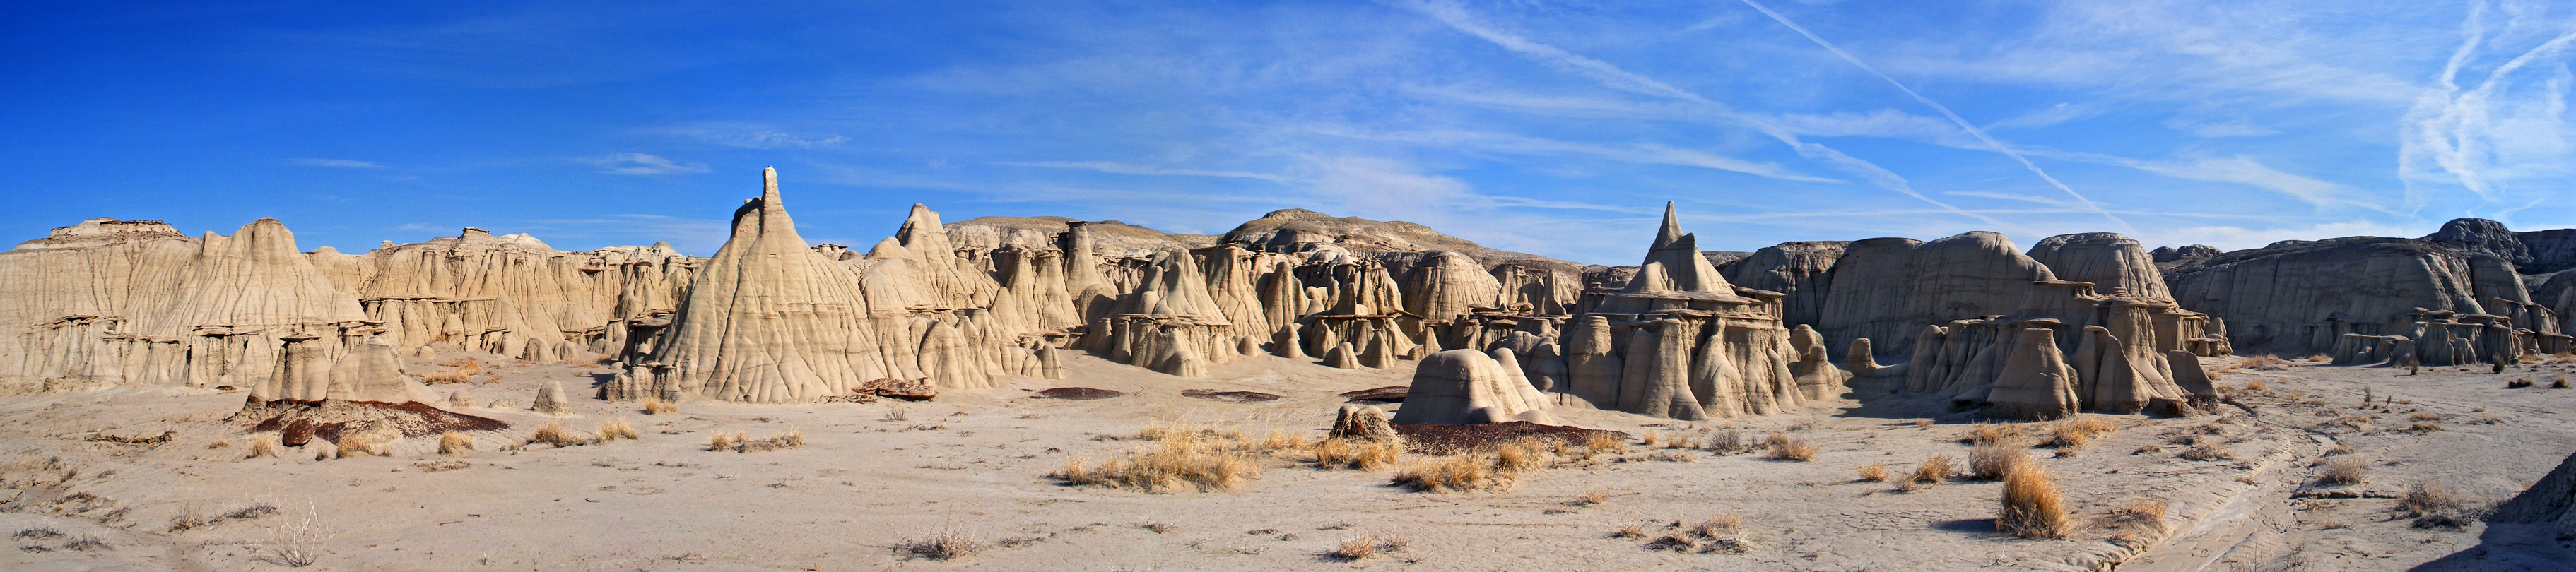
1032;387;1124;400
228;398;507;446
1179;389;1282;402
1340;386;1406;403
1392;422;1625;455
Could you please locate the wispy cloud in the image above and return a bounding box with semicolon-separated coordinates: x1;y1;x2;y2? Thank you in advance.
651;123;849;148
1396;0;2008;230
581;153;709;175
2400;0;2576;208
1006;161;1295;184
1739;0;2132;233
1308;127;1839;183
290;158;384;169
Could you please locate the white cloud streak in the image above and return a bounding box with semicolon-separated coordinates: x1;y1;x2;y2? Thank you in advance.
1005;161;1295;184
582;153;709;175
290;158;384;169
1738;0;2133;234
1396;0;2011;230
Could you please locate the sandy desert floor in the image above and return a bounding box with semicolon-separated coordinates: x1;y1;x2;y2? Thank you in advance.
2;351;2574;571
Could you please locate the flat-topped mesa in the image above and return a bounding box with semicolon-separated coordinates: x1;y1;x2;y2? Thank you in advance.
609;168;1003;403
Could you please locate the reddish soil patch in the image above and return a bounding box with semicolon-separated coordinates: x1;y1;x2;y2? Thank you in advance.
1339;386;1407;403
231;398;509;447
1033;387;1125;400
1392;422;1627;455
1180;389;1283;403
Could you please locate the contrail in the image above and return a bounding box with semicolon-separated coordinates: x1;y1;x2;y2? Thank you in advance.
1398;0;2013;230
1739;0;2133;233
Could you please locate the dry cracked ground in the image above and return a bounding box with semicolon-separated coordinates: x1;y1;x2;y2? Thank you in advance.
1;350;2572;571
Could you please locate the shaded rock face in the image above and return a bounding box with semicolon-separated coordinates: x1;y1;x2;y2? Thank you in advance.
2164;237;2524;354
2030;233;2170;301
2491;448;2576;542
1717;241;1845;327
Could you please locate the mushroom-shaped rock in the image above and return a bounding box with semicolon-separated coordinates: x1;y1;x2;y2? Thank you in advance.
1391;349;1555;424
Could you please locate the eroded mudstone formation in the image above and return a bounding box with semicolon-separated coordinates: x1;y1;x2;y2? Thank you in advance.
606;169;1032;403
1390;349;1554;424
1980;328;2081;419
1544;204;1816;420
0;218;387;394
2165;218;2567;359
2491;448;2576;542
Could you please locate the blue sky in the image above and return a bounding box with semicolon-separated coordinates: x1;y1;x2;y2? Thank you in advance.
5;1;2573;265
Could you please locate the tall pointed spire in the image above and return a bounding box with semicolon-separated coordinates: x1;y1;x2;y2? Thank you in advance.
761;166;780;203
1652;201;1685;249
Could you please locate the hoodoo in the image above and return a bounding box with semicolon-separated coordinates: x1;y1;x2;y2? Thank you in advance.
608;168;954;402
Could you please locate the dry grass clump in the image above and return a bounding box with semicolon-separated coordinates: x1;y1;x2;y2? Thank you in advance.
2102;500;2170;547
1394;438;1558;493
706;429;806;453
2409;412;2442;422
1324;534;1410;561
1696;428;1746;453
640;398;677;415
2318;456;2370;485
2108;500;2168;530
2045;415;2116;448
1584;431;1630;455
1912;454;1956;484
2508;378;2536;388
1997;464;2072;539
247;436;278;458
1856;463;1890;482
738;429;805;452
1646;513;1752;554
2222;354;2292;372
530;422;585;448
2326;443;2356;455
1763;434;1817;461
2556;376;2572;389
2399;482;2483;529
1310;438;1402;470
1394;455;1498;493
2179;442;2235;461
896;530;980;561
1054;429;1266;493
436;432;474;455
419;359;485;384
596;418;640;442
332;434;384;458
1575;487;1610;506
2409;422;2443;433
1969;445;2029;480
1961;422;2023;446
1611;523;1647;539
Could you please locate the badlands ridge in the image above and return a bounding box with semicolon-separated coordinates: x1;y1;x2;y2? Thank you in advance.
1;168;2573;570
